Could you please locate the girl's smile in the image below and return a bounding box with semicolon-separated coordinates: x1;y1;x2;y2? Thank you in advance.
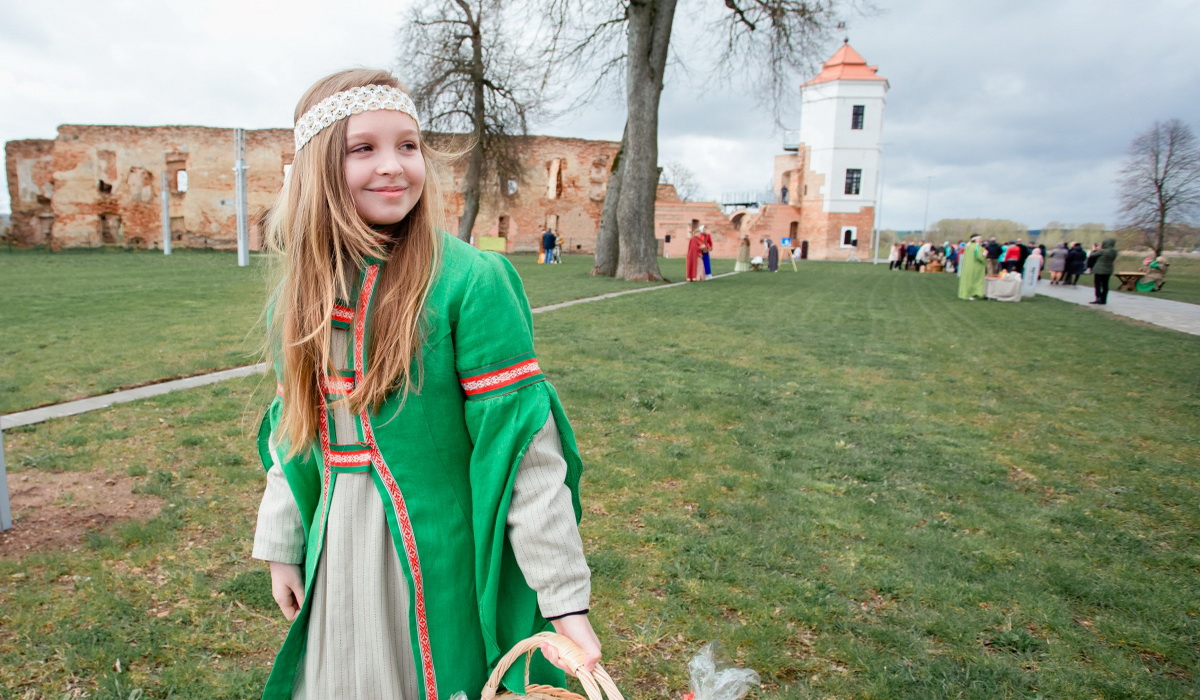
344;110;426;225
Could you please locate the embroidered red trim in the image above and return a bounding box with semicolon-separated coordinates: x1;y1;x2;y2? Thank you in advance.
459;358;541;395
332;303;355;325
321;375;355;396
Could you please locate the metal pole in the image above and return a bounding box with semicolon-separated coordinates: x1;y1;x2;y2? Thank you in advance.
234;128;249;267
0;429;11;531
161;168;172;255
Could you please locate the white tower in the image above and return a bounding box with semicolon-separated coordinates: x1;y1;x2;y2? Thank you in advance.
777;42;888;260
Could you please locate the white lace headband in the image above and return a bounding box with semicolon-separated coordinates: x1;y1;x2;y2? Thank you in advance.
293;84;422;152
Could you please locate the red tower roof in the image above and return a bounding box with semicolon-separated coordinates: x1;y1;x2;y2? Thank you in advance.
801;42;888;88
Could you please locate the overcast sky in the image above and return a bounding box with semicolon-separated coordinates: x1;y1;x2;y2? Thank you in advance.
2;0;1198;231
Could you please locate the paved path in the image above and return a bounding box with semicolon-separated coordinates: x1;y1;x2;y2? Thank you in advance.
0;273;736;430
1033;280;1200;336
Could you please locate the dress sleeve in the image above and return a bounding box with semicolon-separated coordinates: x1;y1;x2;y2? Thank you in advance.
508;412;591;618
252;460;306;565
454;252;588;681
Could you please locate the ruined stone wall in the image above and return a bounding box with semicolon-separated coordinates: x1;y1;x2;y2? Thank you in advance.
7;127;617;254
43;125;292;249
5;139;56;246
437;136;618;255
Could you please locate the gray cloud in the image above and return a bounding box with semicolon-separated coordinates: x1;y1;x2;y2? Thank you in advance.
2;0;1198;234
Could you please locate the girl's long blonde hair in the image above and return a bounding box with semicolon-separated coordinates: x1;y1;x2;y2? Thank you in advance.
265;68;449;456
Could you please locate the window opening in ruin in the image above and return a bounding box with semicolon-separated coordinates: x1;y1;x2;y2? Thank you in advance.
99;213;122;244
803;185;808;196
841;227;858;247
505;179;518;196
731;213;744;229
176;170;189;193
97;150;117;196
844;169;862;195
789;222;798;239
851;105;865;130
171;216;185;242
691;219;699;231
498;215;509;238
546;159;563;199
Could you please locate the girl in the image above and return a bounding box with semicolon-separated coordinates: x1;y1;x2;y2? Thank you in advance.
252;69;599;699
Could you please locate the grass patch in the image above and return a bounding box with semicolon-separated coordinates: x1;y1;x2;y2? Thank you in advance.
0;260;1197;697
0;249;711;413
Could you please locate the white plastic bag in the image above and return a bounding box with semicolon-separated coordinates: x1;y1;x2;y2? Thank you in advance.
687;642;760;700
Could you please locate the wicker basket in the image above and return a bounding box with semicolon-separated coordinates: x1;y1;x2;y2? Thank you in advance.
482;632;625;700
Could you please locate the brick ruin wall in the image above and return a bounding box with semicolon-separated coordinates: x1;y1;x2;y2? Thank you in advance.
5;126;619;254
5;125;863;260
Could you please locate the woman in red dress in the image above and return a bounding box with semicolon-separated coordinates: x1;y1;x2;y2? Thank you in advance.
685;230;705;281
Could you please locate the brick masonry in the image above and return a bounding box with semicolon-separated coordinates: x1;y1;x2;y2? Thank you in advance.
6;125;865;259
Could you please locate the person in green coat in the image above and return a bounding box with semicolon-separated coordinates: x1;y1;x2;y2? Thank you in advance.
1087;238;1119;304
252;69;600;699
957;235;987;300
1136;256;1168;292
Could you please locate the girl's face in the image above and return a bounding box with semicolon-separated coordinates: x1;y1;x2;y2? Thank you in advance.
343;110;426;226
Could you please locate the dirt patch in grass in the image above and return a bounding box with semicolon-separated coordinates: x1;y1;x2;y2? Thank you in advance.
0;471;163;555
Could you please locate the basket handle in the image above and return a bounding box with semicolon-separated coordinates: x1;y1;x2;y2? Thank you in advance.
480;632;625;700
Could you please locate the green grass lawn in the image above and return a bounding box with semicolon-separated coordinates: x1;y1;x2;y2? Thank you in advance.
2;261;1196;698
0;248;708;414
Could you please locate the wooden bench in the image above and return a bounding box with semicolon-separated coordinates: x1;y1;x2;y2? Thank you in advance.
1115;271;1145;291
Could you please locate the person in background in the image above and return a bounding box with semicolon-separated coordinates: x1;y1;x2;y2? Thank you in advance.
699;225;714;280
1087;238;1118;304
985;237;1003;274
1021;245;1044;297
1136;256;1169;292
685;229;704;282
734;234;751;272
763;237;780;272
541;228;557;264
958;235;987;300
887;242;901;270
1002;241;1021;272
906;241;919;270
1047;242;1068;285
1065;242;1088;285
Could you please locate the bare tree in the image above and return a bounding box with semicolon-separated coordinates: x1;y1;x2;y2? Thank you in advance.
1117;119;1200;256
399;0;550;242
660;160;703;201
547;0;851;280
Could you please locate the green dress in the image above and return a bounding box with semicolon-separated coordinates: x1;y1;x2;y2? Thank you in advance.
1135;260;1166;292
957;242;986;300
257;235;583;698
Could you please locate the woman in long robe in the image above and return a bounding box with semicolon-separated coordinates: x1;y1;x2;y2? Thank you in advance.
734;235;751;272
958;236;986;300
685;231;704;281
765;238;779;272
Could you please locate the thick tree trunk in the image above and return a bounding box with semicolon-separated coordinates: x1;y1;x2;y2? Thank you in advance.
614;0;675;282
458;150;482;242
457;3;487;243
591;124;627;277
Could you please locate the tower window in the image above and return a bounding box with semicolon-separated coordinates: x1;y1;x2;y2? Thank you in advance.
844;169;862;195
851;105;865;130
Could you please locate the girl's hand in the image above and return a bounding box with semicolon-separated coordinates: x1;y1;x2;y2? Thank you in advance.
542;614;601;675
268;561;305;621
